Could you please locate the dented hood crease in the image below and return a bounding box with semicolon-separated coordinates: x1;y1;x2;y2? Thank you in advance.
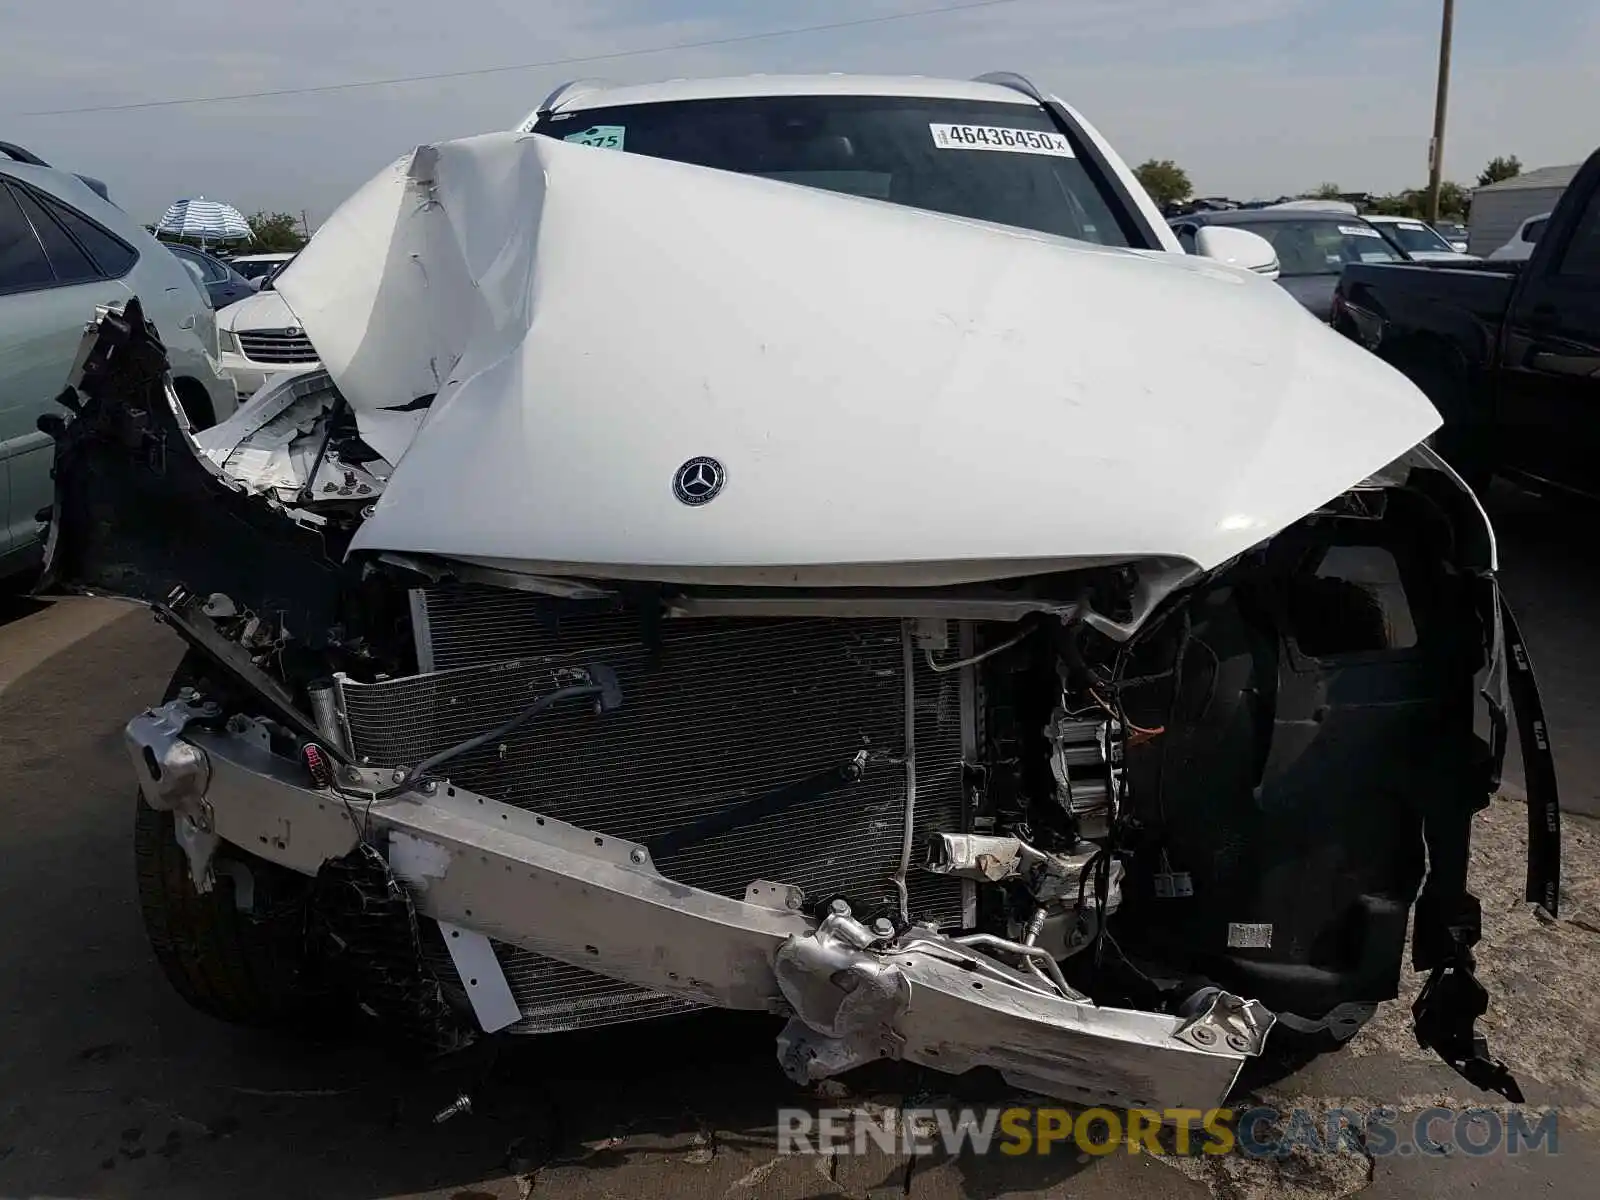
277;132;1442;580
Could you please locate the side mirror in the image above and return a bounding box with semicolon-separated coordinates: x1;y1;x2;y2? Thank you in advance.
1193;226;1280;281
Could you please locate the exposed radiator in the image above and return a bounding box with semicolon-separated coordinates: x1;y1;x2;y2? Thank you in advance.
338;584;974;1033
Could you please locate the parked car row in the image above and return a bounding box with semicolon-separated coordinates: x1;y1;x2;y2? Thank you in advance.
1;142;235;581
1169;207;1406;320
140;244;322;399
1331;145;1600;499
1160;160;1600;502
1168;204;1485;322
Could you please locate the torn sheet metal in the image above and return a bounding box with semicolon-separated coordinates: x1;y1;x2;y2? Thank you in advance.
191;371;394;504
277;132;1443;585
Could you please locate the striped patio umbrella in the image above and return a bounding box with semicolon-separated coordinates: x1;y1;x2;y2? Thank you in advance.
156;197;253;247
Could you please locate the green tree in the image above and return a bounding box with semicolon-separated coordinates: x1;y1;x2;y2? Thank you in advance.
1133;159;1192;209
1365;182;1468;221
1304;182;1345;200
1368;191;1422;217
1477;155;1522;187
246;211;307;253
1437;181;1470;219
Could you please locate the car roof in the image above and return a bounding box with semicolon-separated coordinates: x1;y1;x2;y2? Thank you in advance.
231;252;295;262
163;242;226;262
543;73;1039;115
1174;209;1369;226
0;155;110;211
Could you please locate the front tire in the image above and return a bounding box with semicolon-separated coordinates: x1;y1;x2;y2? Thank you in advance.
134;795;319;1027
133;652;320;1027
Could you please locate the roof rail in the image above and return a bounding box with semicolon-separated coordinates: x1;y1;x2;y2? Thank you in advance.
523;78;614;127
0;141;51;167
75;174;111;202
973;72;1047;103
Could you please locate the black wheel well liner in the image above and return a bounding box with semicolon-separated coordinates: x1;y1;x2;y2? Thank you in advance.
170;375;217;429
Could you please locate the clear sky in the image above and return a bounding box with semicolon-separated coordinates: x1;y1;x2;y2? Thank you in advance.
1;0;1592;223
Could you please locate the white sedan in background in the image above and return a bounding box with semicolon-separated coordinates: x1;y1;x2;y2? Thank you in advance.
1364;215;1477;262
215;253;321;397
228;251;297;289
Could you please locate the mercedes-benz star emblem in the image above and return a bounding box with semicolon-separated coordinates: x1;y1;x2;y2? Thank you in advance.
673;457;725;506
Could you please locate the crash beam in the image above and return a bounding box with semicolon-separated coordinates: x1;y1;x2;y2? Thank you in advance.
126;700;1266;1111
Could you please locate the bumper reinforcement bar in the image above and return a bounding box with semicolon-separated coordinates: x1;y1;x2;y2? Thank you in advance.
127;698;1269;1111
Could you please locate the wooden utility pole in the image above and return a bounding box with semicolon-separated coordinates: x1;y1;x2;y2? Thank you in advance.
1426;0;1456;222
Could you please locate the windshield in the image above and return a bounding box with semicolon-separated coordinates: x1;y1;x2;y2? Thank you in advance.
533;95;1136;246
1378;220;1455;254
259;252;298;290
233;258;285;281
1226;218;1405;275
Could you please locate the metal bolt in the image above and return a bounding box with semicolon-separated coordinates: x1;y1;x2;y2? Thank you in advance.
786;893;804;911
392;768;407;784
828;898;852;918
432;1094;473;1124
629;849;647;864
345;766;364;784
1190;1024;1218;1045
871;918;895;939
420;780;437;795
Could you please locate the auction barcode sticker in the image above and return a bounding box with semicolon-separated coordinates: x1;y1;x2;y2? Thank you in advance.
930;123;1075;157
1339;224;1383;238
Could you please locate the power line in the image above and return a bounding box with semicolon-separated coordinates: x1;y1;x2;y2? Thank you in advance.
19;0;1030;118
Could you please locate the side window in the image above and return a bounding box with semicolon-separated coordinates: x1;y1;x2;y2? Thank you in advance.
40;194;137;277
196;253;227;284
171;246;225;284
1556;189;1600;279
0;182;56;292
12;186;98;284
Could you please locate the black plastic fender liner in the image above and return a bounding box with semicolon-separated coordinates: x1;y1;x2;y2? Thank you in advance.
1408;586;1560;1104
40;298;358;638
1500;593;1562;917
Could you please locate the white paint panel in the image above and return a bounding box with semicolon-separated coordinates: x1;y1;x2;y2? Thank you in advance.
280;130;1441;581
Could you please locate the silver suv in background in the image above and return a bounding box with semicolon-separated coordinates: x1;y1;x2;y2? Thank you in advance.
0;142;233;579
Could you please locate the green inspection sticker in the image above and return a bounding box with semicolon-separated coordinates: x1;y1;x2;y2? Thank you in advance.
564;125;626;150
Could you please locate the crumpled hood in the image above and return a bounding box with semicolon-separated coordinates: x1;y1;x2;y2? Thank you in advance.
278;131;1440;582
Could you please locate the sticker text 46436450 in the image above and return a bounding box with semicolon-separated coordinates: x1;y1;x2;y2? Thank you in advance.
929;124;1075;158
